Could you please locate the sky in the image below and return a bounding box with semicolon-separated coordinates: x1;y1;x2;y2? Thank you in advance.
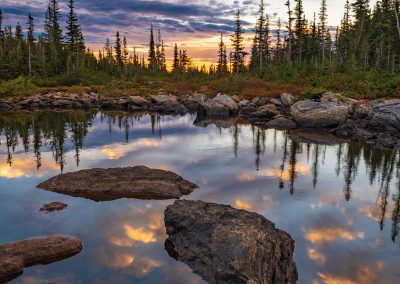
1;0;378;67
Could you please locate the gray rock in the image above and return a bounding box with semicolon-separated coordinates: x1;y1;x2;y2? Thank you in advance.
369;99;400;131
0;236;82;283
281;93;295;107
246;104;281;124
291;101;350;128
37;166;198;201
153;95;179;105
199;100;230;117
165;200;298;284
212;94;239;113
127;96;149;106
267;117;297;130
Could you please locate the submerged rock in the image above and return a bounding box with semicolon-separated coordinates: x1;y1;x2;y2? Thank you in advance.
37;166;198;201
291;101;350;128
164;200;298;284
0;236;83;283
40;202;68;213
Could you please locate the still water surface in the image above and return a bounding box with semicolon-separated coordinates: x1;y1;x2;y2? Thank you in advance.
0;111;399;284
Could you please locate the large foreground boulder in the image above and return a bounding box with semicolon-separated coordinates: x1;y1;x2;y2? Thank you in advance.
290;101;350;128
164;200;298;284
0;236;83;282
37;166;198;201
369;99;400;131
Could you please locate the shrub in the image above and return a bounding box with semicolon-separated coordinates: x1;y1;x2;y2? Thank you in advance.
0;76;38;97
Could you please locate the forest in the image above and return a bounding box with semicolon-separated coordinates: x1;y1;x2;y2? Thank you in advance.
0;0;400;98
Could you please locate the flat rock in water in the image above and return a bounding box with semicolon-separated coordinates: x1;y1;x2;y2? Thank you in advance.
0;236;83;283
37;166;198;201
40;202;68;213
164;200;298;284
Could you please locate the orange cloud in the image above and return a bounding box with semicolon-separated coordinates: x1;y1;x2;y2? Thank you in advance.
316;273;355;284
0;156;58;178
236;172;256;182
234;199;253;210
307;248;326;264
124;225;157;244
305;228;365;244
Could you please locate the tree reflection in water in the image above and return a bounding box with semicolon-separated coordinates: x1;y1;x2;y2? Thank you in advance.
0;111;399;241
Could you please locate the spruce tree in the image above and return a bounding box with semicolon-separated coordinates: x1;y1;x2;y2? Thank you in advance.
66;0;85;54
148;24;157;71
173;43;179;72
217;34;228;74
44;0;63;73
319;0;328;63
231;9;246;74
115;31;122;67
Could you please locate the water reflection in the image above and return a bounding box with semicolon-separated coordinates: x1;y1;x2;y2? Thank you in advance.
0;111;399;283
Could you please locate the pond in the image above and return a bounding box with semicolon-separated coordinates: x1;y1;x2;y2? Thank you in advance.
0;110;399;284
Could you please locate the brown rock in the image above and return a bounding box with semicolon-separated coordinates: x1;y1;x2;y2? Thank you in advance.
0;236;83;283
40;202;68;213
37;166;198;201
165;200;298;284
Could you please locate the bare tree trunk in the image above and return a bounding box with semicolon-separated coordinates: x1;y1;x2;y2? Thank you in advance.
395;1;400;39
28;42;32;77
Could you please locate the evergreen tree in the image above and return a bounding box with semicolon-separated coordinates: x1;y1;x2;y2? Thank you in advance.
217;34;228;74
66;0;85;54
115;31;122;67
319;0;328;63
231;9;246;74
44;0;63;73
172;43;179;72
148;24;157;71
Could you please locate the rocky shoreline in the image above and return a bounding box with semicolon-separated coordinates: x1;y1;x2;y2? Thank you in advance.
1;91;400;149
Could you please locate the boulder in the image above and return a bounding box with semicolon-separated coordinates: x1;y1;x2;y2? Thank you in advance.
266;117;297;130
153;95;179;105
369;99;400;131
281;93;295;107
152;95;188;115
37;166;198;201
290;101;350;128
212;94;239;113
199;100;230;117
0;236;83;283
165;200;298;284
39;202;68;213
127;96;149;106
246;104;281;124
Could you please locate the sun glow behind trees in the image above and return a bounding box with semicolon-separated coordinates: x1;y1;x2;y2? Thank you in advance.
0;0;399;77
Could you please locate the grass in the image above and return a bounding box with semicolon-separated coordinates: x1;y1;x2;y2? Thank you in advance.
1;67;399;101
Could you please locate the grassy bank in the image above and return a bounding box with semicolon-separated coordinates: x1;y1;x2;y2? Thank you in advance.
1;67;399;101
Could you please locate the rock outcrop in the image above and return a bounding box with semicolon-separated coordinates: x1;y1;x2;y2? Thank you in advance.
164;200;298;284
0;236;83;282
39;202;68;213
37;166;198;201
291;101;350;128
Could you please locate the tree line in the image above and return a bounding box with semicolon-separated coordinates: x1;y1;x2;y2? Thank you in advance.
0;0;400;82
